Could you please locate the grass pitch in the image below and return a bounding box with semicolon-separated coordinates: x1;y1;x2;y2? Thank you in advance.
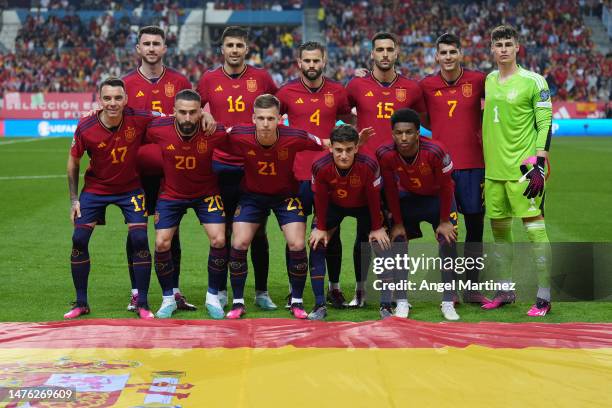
0;137;610;322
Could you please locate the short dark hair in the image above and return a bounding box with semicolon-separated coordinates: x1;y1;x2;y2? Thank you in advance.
330;124;359;145
491;25;519;43
254;94;280;111
298;41;326;59
221;26;249;43
138;25;165;43
371;32;398;49
436;33;461;50
391;108;420;129
175;89;201;104
98;77;125;94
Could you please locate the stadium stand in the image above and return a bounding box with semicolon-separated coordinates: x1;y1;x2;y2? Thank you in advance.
0;1;610;102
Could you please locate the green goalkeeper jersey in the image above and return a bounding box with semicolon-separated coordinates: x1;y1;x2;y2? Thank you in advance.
483;66;552;180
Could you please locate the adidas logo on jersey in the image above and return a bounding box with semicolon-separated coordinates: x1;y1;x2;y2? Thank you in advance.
166;144;176;151
247;150;256;156
215;85;223;92
97;142;107;148
295;98;304;104
435;90;442;96
365;91;374;97
136;91;145;97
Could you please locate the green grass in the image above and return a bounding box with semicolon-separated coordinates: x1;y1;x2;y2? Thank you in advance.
0;137;610;323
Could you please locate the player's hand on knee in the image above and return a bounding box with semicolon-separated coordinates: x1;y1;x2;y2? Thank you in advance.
201;111;217;135
390;224;407;241
436;221;457;244
309;228;328;250
70;200;81;223
369;228;391;250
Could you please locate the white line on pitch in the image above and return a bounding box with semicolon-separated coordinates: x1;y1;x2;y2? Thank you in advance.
0;174;65;180
0;138;59;146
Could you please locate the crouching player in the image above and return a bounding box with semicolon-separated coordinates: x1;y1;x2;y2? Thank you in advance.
308;125;390;320
145;89;229;319
376;108;461;320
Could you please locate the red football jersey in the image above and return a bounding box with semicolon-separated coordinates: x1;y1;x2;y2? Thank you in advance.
123;66;192;176
419;69;485;169
145;117;228;199
123;66;192;114
228;124;324;196
70;108;154;195
312;153;383;230
277;77;351;181
196;65;278;166
376;137;455;224
346;72;426;158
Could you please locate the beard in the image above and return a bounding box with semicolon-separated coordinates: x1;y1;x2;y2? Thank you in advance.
178;121;197;135
301;67;323;81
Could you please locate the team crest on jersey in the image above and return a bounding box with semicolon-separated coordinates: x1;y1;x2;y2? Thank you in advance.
395;88;407;102
419;162;432;175
325;93;335;107
350;175;361;187
197;139;207;154
462;83;473;97
124;126;136;143
165;82;175;98
278;148;289;160
247;79;258;92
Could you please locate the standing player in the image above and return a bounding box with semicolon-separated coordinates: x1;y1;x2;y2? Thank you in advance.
308;125;390;320
65;77;155;320
196;26;279;310
276;41;354;308
419;33;489;305
122;25;196;313
345;31;426;306
377;108;460;320
482;25;553;316
145;90;229;319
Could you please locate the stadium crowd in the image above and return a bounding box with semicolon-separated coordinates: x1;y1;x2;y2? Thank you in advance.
0;0;610;102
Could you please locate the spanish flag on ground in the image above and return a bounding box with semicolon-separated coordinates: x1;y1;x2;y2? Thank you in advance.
1;319;611;407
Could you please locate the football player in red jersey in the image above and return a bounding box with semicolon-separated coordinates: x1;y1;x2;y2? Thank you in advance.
307;125;390;320
376;108;461;321
346;32;426;159
419;33;489;305
144;90;229;319
196;26;279;311
225;94;326;320
65;78;155;320
276;41;354;308
123;25;198;313
345;32;426;306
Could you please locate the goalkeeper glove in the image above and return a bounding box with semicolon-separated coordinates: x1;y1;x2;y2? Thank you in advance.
521;156;546;199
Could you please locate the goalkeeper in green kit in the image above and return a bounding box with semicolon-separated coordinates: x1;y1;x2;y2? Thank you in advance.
482;25;553;316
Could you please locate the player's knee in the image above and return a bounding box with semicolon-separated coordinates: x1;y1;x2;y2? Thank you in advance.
210;234;226;249
72;225;93;251
155;238;171;252
231;237;250;251
287;239;305;252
